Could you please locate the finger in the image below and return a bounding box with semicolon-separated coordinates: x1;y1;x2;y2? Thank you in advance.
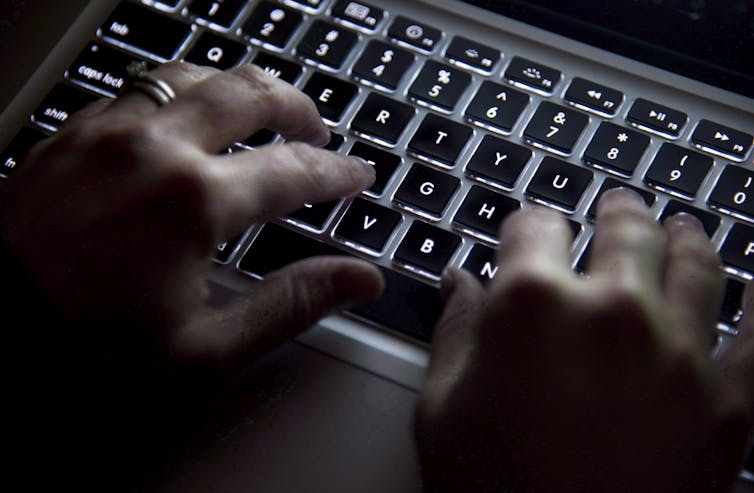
151;63;330;153
425;268;486;388
663;213;723;346
492;207;574;292
721;281;754;410
106;61;220;116
171;257;384;369
64;98;113;126
589;188;666;290
210;142;375;238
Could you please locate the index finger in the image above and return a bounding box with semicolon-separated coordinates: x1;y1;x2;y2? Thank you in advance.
152;64;330;153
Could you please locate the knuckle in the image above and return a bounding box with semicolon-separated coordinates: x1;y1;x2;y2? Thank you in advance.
589;282;657;347
229;63;277;98
670;232;720;270
90;119;164;165
283;142;329;190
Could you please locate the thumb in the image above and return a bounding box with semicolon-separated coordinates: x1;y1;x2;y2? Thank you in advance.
172;256;384;369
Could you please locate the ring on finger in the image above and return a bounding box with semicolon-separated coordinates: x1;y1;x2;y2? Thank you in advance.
124;61;177;107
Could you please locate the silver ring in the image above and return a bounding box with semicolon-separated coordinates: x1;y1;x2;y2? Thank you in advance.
124;61;177;107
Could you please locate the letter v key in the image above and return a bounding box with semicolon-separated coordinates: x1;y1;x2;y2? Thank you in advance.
363;216;378;230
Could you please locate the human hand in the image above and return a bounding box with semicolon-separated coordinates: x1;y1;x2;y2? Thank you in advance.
0;61;383;372
415;189;753;492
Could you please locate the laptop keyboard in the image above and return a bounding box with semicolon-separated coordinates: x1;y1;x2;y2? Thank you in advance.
2;0;754;345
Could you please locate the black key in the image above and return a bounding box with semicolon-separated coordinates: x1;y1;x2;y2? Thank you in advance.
285;201;341;231
719;278;745;326
32;83;99;131
526;156;594;212
453;185;520;240
583;122;650;176
586;177;656;221
462;243;499;285
575;240;592;274
0;127;48;179
388;16;442;54
155;0;181;7
187;0;247;28
720;223;754;276
408;61;471;112
324;132;345;151
350;93;415;146
214;233;245;264
348;142;401;196
243;2;303;49
351;41;414;91
523;102;589;155
445;36;500;74
691;119;753;161
394;220;462;277
407;114;473;168
659;200;720;237
464;81;529;134
285;0;326;12
626;98;687;138
184;30;248;69
250;52;302;84
394;163;460;219
504;56;562;95
302;72;358;123
644;144;712;199
238;223;443;343
333;198;402;252
240;129;276;148
709;165;754;220
465;135;532;189
331;0;385;32
296;21;359;70
101;2;191;60
564;77;623;116
67;42;152;96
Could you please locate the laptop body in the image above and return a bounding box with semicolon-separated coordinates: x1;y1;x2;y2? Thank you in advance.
1;0;753;490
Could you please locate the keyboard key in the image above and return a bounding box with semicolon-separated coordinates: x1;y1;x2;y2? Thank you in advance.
183;30;248;69
238;222;442;343
347;142;401;197
242;2;303;49
101;2;192;60
583;122;650;177
302;72;358;123
626;98;687;138
0;127;48;179
644;144;712;199
691;119;753;161
462;243;499;284
523;102;589;155
394;220;462;277
333;198;402;253
351;40;414;91
659;200;720;237
350;93;416;146
453;185;520;240
324;132;345;151
331;0;385;32
719;278;745;326
526;156;594;212
240;129;276;148
586;177;656;221
464;81;529;134
564;77;623;116
31;83;99;131
285;200;341;231
284;0;325;12
67;42;152;96
408;61;471;112
297;21;359;70
709;165;754;220
444;36;500;74
394;163;460;219
214;232;245;264
504;56;562;95
465;135;532;189
388;16;442;54
720;223;754;276
250;52;302;83
407;114;473;168
187;0;247;28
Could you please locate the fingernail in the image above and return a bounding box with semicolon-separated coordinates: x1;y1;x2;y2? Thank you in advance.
350;156;376;187
601;187;645;204
665;212;705;233
440;268;458;303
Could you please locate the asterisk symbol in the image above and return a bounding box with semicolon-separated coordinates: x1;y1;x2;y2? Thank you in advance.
617;133;629;143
